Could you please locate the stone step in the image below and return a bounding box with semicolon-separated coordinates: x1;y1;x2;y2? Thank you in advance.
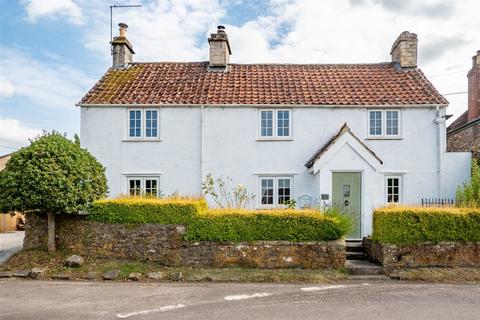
346;252;367;260
345;260;384;276
345;241;365;253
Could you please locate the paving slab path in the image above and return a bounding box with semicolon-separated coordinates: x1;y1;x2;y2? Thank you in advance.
0;280;479;320
0;231;24;265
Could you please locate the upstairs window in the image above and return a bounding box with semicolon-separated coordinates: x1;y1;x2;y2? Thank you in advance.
260;111;273;137
260;177;292;207
369;111;382;136
129;110;142;138
128;109;159;139
386;110;399;135
145;110;158;138
259;109;292;139
277;110;290;137
368;110;401;138
127;177;159;197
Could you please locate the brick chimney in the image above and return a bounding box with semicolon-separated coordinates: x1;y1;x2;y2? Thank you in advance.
390;31;418;68
111;23;135;68
467;50;480;121
208;25;231;70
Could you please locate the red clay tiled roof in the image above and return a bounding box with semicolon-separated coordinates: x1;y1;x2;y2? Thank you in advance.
79;62;448;106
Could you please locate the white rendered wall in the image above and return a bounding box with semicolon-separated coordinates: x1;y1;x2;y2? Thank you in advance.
81;107;202;197
443;152;472;199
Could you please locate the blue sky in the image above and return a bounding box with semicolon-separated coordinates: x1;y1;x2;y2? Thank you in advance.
1;0;479;155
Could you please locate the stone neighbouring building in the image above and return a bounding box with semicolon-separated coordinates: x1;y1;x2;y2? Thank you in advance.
363;238;480;270
447;50;480;160
24;213;345;269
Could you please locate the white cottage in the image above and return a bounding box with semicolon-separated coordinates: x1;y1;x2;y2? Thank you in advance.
79;24;471;238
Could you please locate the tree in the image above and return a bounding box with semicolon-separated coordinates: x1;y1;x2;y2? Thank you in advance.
0;132;107;252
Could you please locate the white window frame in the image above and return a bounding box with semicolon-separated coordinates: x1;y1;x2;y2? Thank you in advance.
367;109;401;139
258;176;293;208
128;109;143;139
126;108;161;140
385;175;402;204
258;109;292;140
145;109;160;139
126;176;160;197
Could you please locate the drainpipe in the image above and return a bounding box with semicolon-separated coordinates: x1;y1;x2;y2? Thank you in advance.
200;105;205;193
434;105;445;197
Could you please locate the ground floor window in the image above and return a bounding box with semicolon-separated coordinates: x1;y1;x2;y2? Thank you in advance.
127;177;160;197
260;177;292;207
386;176;401;203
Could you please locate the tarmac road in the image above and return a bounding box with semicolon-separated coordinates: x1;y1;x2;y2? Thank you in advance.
1;279;479;320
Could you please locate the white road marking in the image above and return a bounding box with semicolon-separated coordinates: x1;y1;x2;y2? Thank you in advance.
117;304;185;318
300;285;347;292
224;292;271;301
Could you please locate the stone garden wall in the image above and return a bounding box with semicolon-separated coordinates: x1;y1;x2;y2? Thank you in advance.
363;238;480;269
24;213;345;269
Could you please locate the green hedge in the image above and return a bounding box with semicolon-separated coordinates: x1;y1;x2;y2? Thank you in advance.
87;198;348;242
87;198;208;224
185;209;346;242
371;206;480;245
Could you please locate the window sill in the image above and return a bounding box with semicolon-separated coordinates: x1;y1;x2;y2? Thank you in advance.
256;137;293;142
122;139;162;142
365;136;402;140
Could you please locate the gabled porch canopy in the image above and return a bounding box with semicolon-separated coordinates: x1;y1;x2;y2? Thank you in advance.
305;123;383;174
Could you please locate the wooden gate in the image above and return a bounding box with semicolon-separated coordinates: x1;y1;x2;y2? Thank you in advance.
0;213;22;233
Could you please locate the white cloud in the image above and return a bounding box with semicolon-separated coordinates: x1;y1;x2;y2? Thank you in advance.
23;0;83;25
0;47;94;108
0;118;42;155
83;0;225;62
0;76;15;97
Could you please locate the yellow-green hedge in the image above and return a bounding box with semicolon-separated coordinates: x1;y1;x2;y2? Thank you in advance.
185;209;347;242
371;206;480;245
87;198;349;242
88;197;207;224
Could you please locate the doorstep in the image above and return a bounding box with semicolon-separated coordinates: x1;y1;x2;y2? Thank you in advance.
345;260;384;276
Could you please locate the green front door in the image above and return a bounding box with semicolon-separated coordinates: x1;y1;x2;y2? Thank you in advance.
332;172;362;239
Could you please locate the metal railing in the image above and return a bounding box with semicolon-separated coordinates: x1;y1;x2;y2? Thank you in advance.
421;198;455;207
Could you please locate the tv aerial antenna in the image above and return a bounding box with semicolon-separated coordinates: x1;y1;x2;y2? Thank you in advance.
110;4;142;43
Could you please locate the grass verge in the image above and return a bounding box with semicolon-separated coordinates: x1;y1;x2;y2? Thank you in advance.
0;249;347;283
387;268;480;283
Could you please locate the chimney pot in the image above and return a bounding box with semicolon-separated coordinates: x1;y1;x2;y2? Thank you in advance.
119;23;128;37
111;22;134;68
390;31;418;68
473;50;480;68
